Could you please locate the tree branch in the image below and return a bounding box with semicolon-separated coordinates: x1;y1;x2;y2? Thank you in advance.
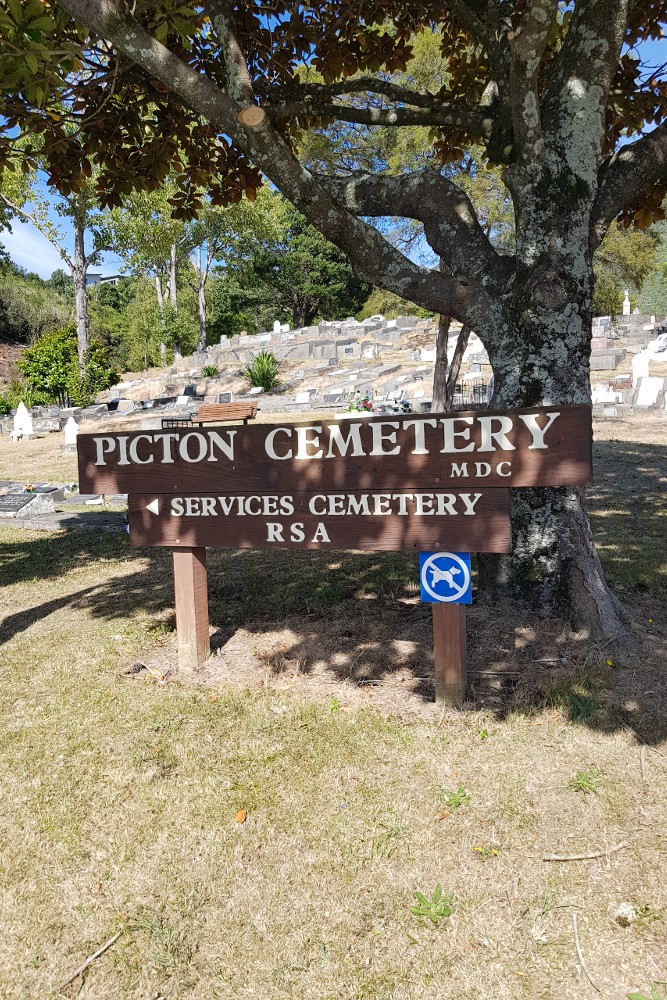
0;195;72;269
54;0;495;333
508;0;559;158
258;76;476;112
267;99;492;136
317;170;510;287
542;0;631;154
203;0;254;105
591;122;667;244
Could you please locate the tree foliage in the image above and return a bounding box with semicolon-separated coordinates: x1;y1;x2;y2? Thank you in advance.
17;324;116;406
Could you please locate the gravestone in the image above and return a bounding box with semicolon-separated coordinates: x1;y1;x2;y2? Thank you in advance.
634;376;665;407
0;492;56;518
64;417;79;448
632;351;650;386
217;392;233;404
11;402;33;442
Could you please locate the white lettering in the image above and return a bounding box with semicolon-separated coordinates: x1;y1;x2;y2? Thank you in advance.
312;522;331;542
394;493;414;516
373;494;393;515
208;429;236;461
517;411;560;449
436;494;458;515
295;425;323;460
180;433;208;463
245;495;262;515
93;436;116;466
328;494;346;515
450;462;469;477
171;497;184;516
414;493;435;515
347;495;371;516
309;495;327;516
185;497;201;516
477;415;515;453
370;422;400;456
265;427;293;460
159;433;179;463
326;423;365;458
497;461;512;477
128;434;154;465
280;496;295;516
266;522;284;541
460;492;482;515
441;417;475;453
263;496;279;516
117;436;130;466
290;522;305;542
217;497;235;515
403;418;437;455
201;497;216;516
474;462;492;477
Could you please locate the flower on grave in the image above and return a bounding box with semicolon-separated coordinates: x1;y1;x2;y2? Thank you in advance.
606;659;614;666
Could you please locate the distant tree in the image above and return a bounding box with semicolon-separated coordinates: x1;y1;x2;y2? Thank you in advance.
0;269;72;342
108;187;188;353
18;325;116;406
0;158;109;365
251;203;370;329
46;268;74;298
593;223;658;316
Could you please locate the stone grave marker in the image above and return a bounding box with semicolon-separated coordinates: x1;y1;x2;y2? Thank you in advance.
0;492;56;518
64;416;79;447
11;402;33;441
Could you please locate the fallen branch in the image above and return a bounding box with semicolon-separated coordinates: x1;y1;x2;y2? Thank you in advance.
54;929;123;993
640;744;648;782
572;912;601;993
543;841;629;862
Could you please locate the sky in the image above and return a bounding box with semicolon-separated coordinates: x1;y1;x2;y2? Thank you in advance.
2;36;664;280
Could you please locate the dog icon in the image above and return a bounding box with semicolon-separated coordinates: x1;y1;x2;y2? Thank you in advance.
428;563;462;590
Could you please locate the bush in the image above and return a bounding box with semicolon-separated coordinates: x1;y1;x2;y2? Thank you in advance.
202;364;219;377
18;325;117;407
0;394;10;415
242;350;280;391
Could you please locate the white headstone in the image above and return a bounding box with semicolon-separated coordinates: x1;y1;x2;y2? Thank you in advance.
11;402;33;441
632;350;650;386
420;348;437;362
623;290;631;316
273;320;281;333
294;391;310;404
64;416;79;447
635;376;664;407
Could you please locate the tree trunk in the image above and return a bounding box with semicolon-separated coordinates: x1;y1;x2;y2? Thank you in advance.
72;223;89;368
197;276;207;353
478;195;629;640
168;242;182;359
432;315;471;412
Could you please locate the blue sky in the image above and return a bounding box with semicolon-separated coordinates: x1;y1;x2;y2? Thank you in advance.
2;36;664;279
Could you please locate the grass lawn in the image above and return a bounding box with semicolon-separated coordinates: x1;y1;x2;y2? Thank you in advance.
0;415;665;999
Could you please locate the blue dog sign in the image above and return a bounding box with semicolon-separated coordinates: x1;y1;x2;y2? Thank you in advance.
419;552;472;604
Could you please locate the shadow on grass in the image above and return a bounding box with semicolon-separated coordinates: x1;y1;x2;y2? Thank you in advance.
0;437;665;742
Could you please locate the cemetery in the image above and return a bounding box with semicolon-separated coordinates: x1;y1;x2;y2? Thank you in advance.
1;2;667;998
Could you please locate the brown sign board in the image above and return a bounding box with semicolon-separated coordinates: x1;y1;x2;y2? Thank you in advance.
128;489;512;552
77;404;592;496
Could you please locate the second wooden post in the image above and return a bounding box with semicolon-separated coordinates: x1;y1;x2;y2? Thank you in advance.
173;547;210;675
432;604;467;706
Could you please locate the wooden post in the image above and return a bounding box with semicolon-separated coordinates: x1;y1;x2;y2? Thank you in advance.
173;547;210;675
432;604;467;706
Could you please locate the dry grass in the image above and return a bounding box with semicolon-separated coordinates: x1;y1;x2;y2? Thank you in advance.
0;415;666;999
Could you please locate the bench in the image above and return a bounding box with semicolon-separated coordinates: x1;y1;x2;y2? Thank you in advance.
161;402;258;429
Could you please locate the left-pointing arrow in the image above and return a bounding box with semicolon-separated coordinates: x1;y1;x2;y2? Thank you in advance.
146;499;159;515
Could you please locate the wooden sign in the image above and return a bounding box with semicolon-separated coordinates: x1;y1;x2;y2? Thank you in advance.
127;488;512;552
77;404;592;496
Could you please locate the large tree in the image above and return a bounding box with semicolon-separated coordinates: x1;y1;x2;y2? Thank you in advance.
2;0;666;637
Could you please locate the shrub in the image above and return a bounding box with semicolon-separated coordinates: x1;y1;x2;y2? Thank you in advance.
202;364;219;377
242;350;280;391
18;325;117;407
0;394;10;415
